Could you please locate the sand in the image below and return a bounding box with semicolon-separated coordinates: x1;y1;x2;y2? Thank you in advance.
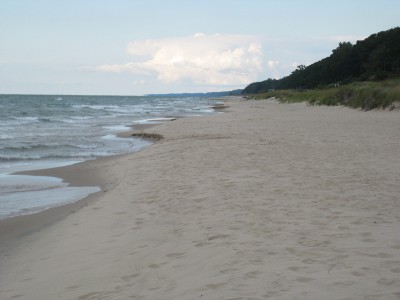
1;98;400;299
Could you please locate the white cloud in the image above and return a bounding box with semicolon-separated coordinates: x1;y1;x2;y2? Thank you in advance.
267;60;279;69
97;34;263;86
193;32;206;38
133;79;146;86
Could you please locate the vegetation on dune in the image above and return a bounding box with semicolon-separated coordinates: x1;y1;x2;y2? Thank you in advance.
242;27;400;110
251;77;400;111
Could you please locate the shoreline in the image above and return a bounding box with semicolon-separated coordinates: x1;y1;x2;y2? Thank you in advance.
0;102;228;250
0;120;177;246
0;141;127;250
1;98;400;299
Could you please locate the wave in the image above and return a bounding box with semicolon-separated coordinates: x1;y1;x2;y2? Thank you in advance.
0;152;99;162
38;118;54;123
0;143;83;151
0;143;98;152
72;104;149;115
59;116;95;124
133;117;178;124
9;116;40;125
0;94;214;166
0;133;14;140
68;116;94;120
73;104;123;111
3;116;65;126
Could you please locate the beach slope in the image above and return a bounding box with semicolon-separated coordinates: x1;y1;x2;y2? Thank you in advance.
1;99;400;299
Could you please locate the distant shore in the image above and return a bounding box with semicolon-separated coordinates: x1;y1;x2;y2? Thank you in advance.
1;97;400;299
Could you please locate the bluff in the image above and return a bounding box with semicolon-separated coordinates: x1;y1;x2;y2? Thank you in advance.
243;27;400;94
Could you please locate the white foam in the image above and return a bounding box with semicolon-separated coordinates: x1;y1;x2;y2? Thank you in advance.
134;117;177;124
102;125;130;131
0;185;100;219
0;171;101;219
0;160;82;174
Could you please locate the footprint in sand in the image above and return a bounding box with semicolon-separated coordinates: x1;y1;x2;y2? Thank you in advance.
22;277;34;282
244;271;262;278
333;281;355;287
166;253;185;258
148;262;168;269
377;278;398;286
296;277;314;283
78;291;112;300
66;285;80;290
206;283;227;289
391;267;400;273
121;273;140;281
220;268;238;274
115;211;126;215
208;234;230;241
194;241;211;247
351;271;365;277
361;238;376;243
302;258;318;265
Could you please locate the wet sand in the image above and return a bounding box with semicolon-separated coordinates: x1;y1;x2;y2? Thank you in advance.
1;98;400;299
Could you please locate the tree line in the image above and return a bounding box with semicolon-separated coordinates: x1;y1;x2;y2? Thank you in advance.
243;27;400;94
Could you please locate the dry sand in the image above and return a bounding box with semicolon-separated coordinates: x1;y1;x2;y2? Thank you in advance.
1;98;400;299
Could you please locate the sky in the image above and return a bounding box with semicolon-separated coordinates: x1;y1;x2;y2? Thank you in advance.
0;0;399;95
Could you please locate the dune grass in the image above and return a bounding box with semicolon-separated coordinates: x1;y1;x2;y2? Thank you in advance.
252;77;400;111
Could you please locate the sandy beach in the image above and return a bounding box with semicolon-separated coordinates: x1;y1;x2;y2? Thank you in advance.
1;98;400;299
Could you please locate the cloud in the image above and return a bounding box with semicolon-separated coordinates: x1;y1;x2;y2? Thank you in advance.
267;60;279;69
97;34;263;86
